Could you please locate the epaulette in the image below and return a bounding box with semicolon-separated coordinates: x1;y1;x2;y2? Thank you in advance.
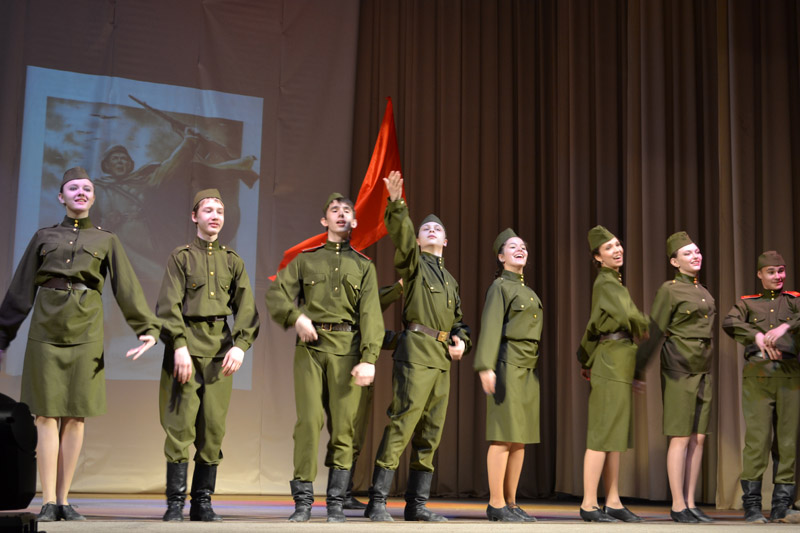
301;244;325;253
740;294;761;300
223;245;240;258
95;225;113;233
783;291;800;298
352;248;372;261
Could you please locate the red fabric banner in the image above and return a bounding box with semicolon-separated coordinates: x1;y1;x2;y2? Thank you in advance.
269;98;402;280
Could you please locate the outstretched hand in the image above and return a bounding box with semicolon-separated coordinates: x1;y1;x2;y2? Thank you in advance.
383;171;403;202
126;335;156;360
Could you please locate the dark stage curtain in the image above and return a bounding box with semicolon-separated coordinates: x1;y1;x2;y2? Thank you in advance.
350;0;800;509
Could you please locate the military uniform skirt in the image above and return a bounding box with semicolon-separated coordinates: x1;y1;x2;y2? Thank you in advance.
21;339;106;417
486;361;540;443
586;375;633;452
660;370;712;436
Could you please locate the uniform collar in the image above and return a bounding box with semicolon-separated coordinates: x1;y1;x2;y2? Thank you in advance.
761;289;781;300
324;240;351;252
421;251;445;268
600;266;622;283
194;236;222;250
501;269;524;284
61;216;94;230
674;272;698;285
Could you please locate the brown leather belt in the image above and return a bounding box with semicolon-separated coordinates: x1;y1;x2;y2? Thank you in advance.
407;322;449;343
598;331;632;342
314;322;356;332
41;278;90;291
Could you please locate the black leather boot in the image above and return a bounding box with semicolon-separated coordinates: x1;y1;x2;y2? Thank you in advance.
365;466;395;521
326;468;350;522
288;480;314;522
404;469;446;521
163;462;188;521
741;479;767;523
189;463;222;521
342;462;367;510
770;484;800;523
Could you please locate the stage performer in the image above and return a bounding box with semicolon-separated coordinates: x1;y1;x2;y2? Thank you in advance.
0;167;159;522
576;225;649;523
364;171;472;522
637;232;716;523
156;188;259;522
474;228;542;522
722;250;800;524
266;193;383;523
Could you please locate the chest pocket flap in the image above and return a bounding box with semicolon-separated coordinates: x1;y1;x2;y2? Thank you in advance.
82;244;107;260
186;276;206;290
303;272;327;287
40;242;59;256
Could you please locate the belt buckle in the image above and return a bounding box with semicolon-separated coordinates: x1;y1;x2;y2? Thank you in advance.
320;323;332;332
436;331;449;343
65;280;73;290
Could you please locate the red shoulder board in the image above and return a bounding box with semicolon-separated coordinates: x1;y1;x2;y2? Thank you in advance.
353;248;372;261
783;291;800;298
740;294;761;300
301;244;325;253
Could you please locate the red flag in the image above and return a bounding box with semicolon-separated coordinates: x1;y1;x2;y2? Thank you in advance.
269;98;402;280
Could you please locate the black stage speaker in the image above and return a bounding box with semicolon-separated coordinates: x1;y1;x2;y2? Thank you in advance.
0;393;37;511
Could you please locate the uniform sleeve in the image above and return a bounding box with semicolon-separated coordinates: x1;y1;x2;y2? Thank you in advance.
635;283;670;374
473;282;505;372
722;299;757;347
265;256;303;329
786;297;800;331
450;281;472;354
0;234;41;350
106;235;161;339
379;281;403;312
357;262;384;364
155;252;189;349
601;281;649;337
228;256;260;352
384;199;419;280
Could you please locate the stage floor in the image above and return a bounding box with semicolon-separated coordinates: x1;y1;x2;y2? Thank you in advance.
6;495;791;532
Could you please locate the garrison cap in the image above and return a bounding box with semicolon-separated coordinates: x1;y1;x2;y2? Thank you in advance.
667;231;694;258
588;225;616;251
419;214;445;233
322;192;346;214
60;167;92;190
757;250;786;270
493;228;518;256
192;188;222;210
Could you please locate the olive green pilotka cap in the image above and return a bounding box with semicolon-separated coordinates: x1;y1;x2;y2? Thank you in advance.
758;250;785;270
666;231;694;258
587;225;615;251
192;188;222;210
60;167;92;190
419;214;445;233
493;228;518;255
322;192;345;214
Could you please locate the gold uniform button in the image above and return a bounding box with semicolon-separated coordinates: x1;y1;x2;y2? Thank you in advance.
69;241;73;245
534;314;538;318
702;298;705;302
208;252;212;256
704;315;708;318
334;287;338;291
448;300;452;305
311;281;315;285
354;285;358;289
93;252;97;256
192;283;197;287
770;309;774;312
686;310;691;314
210;291;215;296
210;272;214;276
335;267;339;271
66;259;71;263
521;304;525;308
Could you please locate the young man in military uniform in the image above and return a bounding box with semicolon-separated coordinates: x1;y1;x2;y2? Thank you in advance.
365;171;471;522
266;193;384;522
722;251;800;524
156;189;260;522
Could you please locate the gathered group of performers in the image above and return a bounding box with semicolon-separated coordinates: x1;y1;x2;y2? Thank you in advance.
0;167;798;525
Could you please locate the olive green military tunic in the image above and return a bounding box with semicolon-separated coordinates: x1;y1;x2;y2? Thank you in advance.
156;236;259;465
474;270;543;443
266;240;383;482
577;267;649;452
374;199;471;472
638;273;715;436
0;216;160;417
722;289;800;483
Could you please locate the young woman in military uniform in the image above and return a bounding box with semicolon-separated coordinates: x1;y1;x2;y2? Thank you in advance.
474;229;542;522
0;167;160;522
576;225;649;523
637;232;715;523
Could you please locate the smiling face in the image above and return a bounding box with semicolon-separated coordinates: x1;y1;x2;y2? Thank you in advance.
670;243;702;276
192;198;225;241
594;237;624;271
58;179;95;218
320;199;357;242
758;264;786;291
499;237;528;274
